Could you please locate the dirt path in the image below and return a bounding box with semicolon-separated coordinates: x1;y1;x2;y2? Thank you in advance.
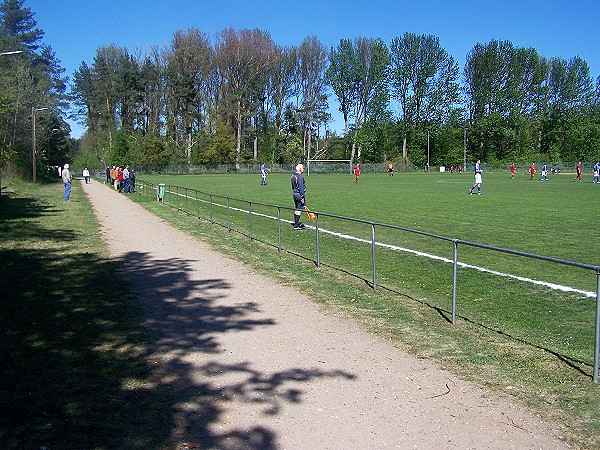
81;179;568;449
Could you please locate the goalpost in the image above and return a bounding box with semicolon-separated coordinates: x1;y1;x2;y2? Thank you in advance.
307;159;352;176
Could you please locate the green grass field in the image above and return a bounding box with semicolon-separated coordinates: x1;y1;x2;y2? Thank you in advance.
139;169;598;287
140;169;597;260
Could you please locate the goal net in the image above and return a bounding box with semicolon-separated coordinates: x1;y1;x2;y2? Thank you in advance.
307;159;352;175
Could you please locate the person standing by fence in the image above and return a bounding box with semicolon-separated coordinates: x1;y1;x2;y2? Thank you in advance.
291;164;307;229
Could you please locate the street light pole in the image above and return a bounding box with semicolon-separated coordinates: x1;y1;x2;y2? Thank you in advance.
32;107;48;183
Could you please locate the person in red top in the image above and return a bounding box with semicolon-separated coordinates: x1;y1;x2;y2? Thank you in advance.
529;163;535;180
510;162;515;179
117;167;125;191
574;161;582;182
354;163;361;183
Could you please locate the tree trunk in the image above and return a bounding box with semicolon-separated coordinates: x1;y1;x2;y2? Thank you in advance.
187;123;193;163
236;99;242;169
402;133;408;163
307;112;313;164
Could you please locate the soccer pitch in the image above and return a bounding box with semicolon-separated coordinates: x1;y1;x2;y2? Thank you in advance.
141;169;598;267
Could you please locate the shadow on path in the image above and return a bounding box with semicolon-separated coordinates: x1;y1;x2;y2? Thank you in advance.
1;231;355;448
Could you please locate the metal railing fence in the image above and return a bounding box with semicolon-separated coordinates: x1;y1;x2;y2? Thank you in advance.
136;179;600;383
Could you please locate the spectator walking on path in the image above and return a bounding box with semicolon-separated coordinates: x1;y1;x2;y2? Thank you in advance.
62;163;72;201
82;167;90;184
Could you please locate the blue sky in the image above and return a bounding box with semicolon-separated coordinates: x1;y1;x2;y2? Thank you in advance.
26;0;600;138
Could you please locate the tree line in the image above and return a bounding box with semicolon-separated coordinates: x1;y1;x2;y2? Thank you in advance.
1;0;599;181
0;0;72;181
72;29;599;170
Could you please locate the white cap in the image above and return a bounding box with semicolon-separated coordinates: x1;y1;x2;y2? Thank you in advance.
64;164;69;169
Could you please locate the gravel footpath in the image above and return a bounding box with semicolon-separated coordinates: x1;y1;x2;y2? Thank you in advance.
82;179;568;449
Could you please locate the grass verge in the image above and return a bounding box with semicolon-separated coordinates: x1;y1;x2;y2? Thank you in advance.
0;180;179;449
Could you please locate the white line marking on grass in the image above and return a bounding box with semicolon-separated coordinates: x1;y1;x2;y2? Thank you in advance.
177;192;597;298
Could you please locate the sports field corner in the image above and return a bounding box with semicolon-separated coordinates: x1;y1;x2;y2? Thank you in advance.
80;178;570;449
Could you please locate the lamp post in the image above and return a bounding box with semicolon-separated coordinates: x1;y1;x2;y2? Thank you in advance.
32;107;48;183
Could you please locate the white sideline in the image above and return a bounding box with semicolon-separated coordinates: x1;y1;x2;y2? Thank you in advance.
165;189;597;299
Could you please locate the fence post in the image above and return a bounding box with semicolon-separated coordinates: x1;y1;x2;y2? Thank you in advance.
315;214;320;267
195;190;199;218
371;224;377;292
249;202;252;241
277;207;281;253
227;198;230;231
594;270;600;383
185;188;189;215
176;186;179;211
209;194;213;224
452;240;458;325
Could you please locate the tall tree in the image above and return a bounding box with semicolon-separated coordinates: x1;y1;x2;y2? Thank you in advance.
297;35;328;162
0;0;68;179
351;37;390;162
215;28;274;166
166;28;214;162
390;32;460;162
326;38;356;136
542;56;595;158
0;0;42;51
